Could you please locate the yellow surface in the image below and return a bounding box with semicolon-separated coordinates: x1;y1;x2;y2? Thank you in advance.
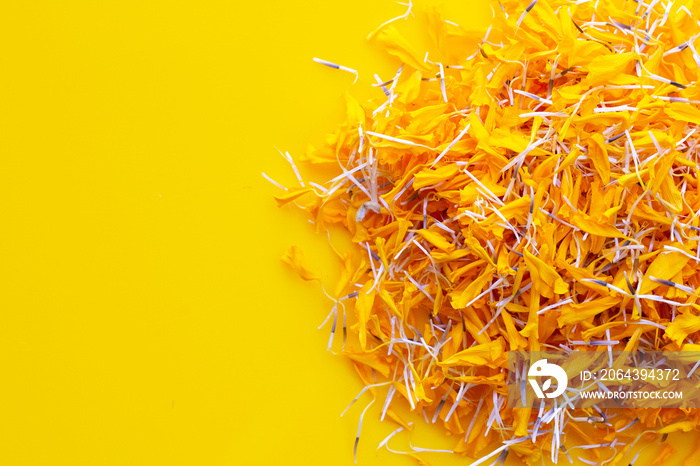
0;0;697;465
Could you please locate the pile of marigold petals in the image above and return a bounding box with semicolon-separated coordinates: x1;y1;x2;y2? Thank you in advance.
275;0;700;464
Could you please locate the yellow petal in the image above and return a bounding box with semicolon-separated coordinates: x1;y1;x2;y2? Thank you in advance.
356;281;376;349
571;211;627;239
665;314;700;346
557;296;621;326
523;249;568;299
639;248;690;295
416;229;454;252
281;246;319;281
588;133;610;184
438;338;505;367
665;102;700;126
585;52;637;86
369;26;431;72
273;187;315;207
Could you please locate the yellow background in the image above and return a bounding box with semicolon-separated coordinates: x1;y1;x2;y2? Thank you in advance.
0;0;696;464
